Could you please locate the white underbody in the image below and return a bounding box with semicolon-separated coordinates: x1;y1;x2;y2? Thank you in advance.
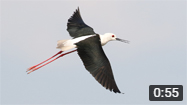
56;33;116;51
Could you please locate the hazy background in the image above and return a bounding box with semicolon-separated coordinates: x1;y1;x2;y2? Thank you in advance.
1;0;186;105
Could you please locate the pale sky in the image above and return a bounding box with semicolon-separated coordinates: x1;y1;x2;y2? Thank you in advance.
1;0;186;105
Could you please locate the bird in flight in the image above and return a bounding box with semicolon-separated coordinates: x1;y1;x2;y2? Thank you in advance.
27;8;129;93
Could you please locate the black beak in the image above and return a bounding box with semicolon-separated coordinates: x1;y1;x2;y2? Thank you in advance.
116;38;130;43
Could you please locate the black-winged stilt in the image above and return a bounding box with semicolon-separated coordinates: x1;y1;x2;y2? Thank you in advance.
27;8;129;93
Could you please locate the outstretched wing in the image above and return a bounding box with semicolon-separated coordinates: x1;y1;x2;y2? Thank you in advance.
67;8;96;38
75;34;121;93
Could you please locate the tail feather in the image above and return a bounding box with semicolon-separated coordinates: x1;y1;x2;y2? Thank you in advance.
56;40;68;49
56;39;76;51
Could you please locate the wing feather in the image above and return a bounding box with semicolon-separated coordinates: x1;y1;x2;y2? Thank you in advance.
75;34;121;93
67;8;95;38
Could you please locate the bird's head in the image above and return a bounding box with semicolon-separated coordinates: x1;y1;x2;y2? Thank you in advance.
101;33;129;45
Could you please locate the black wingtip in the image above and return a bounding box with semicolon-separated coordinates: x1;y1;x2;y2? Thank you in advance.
75;7;79;15
68;7;83;24
113;90;124;94
113;88;122;94
67;7;95;38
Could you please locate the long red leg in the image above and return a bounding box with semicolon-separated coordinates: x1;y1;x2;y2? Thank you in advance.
27;49;77;74
27;51;63;72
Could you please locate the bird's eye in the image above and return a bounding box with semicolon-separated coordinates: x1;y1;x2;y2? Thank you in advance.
112;35;115;37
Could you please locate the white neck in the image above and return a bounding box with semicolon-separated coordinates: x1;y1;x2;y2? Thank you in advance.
99;34;111;46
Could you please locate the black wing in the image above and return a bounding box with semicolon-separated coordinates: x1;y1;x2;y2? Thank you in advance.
67;8;96;38
75;34;121;93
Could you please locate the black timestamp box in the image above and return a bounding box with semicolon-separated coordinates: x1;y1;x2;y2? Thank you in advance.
149;85;183;101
